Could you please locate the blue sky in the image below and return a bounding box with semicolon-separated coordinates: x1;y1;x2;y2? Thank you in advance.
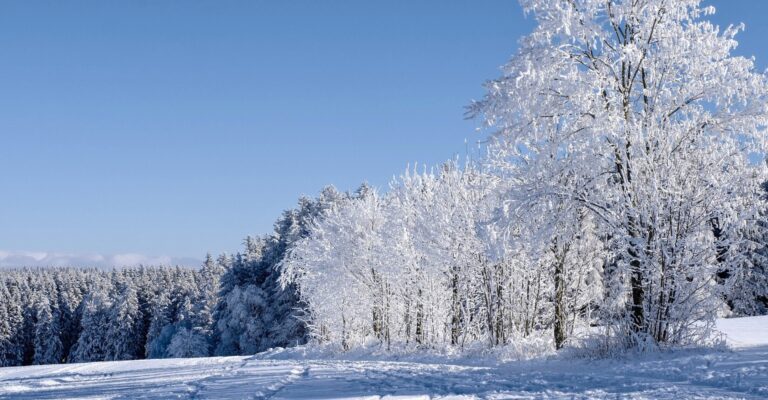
0;1;765;266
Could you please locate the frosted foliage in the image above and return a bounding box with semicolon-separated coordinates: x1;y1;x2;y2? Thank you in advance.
281;162;604;351
0;266;221;366
212;187;346;356
167;327;210;358
282;0;768;354
105;285;143;361
70;292;112;363
470;0;768;347
33;297;63;365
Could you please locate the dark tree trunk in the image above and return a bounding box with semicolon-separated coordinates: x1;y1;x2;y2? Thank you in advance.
554;255;567;349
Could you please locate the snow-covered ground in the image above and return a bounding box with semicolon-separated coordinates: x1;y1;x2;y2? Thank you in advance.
1;316;766;399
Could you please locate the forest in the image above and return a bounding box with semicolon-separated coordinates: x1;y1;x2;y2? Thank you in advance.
3;0;768;366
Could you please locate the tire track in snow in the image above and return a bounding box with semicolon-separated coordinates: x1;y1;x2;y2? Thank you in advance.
187;357;254;399
186;366;235;399
185;357;310;400
252;364;309;400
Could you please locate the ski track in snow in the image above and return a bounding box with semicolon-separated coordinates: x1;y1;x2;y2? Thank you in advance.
1;317;767;399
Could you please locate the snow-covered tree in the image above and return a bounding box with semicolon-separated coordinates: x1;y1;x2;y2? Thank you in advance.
0;266;223;365
70;290;112;363
197;253;225;337
282;185;390;349
167;327;210;358
54;269;87;363
104;283;143;361
33;296;63;365
213;187;347;356
282;162;509;350
0;282;24;366
145;289;174;359
726;181;768;316
469;0;768;348
214;263;269;356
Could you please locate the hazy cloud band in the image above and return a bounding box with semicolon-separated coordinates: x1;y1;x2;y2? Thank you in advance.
0;250;201;269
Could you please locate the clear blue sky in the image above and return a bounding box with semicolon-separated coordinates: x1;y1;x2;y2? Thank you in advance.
0;1;764;266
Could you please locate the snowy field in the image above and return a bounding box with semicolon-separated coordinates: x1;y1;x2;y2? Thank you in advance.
0;316;766;400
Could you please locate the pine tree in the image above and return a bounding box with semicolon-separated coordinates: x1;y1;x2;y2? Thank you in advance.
167;327;209;358
213;187;346;356
33;297;63;365
0;283;19;366
70;290;111;363
105;284;143;361
145;289;174;359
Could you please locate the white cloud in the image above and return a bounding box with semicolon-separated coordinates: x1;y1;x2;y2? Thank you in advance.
0;250;201;269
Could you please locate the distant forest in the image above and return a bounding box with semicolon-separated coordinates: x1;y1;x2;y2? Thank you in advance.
0;187;336;366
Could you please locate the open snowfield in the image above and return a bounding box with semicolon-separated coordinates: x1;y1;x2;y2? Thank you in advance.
1;316;767;400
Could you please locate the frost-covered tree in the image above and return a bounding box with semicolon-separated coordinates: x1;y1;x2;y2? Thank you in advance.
282;162;512;350
145;289;174;359
726;181;768;316
33;296;63;365
469;0;768;348
0;266;220;365
70;290;112;363
282;185;390;350
54;270;87;362
213;187;347;356
0;282;24;366
167;327;210;358
197;253;226;337
215;282;269;355
105;283;143;361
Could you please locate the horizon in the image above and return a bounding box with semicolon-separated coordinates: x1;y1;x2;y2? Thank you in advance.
1;0;765;268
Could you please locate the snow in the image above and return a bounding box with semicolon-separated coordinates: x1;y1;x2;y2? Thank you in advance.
716;315;768;348
0;316;766;399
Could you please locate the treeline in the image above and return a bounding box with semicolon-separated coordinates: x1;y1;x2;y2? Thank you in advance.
0;262;223;366
0;188;344;366
212;186;349;356
1;170;767;366
276;0;768;356
281;162;768;352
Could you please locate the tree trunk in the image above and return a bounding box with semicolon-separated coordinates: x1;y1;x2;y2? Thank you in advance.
415;290;424;345
553;242;568;350
371;268;384;341
554;282;566;348
627;227;646;338
450;267;460;346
